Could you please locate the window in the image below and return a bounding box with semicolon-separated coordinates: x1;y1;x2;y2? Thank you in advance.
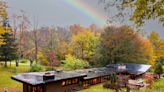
62;81;66;86
68;80;72;85
83;81;90;87
72;78;78;84
93;79;97;84
27;86;43;92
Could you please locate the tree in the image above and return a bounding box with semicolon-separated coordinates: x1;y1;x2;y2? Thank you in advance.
94;25;154;66
0;26;7;44
154;62;163;78
38;51;49;66
71;29;99;62
64;54;89;70
0;1;8;44
16;11;30;66
148;31;160;48
0;32;18;67
100;0;164;27
47;51;60;67
148;32;164;65
32;16;39;63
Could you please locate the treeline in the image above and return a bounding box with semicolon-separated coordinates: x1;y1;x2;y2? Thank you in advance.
0;1;164;69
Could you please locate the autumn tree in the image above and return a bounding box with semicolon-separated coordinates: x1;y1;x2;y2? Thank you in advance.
148;31;164;63
0;1;8;44
47;51;60;67
64;54;89;70
14;11;31;66
100;0;164;27
94;25;154;66
71;29;99;62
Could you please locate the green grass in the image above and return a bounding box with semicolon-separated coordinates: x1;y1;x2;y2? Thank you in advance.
79;84;113;92
79;79;164;92
132;79;164;92
0;63;30;92
0;62;164;92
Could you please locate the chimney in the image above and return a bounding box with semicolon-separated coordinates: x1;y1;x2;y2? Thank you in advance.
43;72;55;81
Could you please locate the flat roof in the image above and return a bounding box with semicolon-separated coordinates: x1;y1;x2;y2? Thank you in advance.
12;64;151;85
74;67;114;79
12;71;87;85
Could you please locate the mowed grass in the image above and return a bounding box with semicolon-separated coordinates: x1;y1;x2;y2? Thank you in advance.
0;62;30;92
0;62;164;92
79;84;113;92
79;79;164;92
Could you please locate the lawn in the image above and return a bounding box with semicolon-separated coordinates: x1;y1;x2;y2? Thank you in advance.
79;79;164;92
0;62;30;92
0;62;164;92
79;84;113;92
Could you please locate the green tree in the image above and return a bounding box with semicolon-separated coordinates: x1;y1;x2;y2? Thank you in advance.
94;25;154;66
0;32;18;67
100;0;164;27
154;62;163;78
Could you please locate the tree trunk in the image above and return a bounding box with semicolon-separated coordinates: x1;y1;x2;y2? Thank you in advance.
10;61;11;67
158;74;160;78
30;59;33;66
127;87;130;92
16;59;19;67
34;31;38;64
4;60;7;67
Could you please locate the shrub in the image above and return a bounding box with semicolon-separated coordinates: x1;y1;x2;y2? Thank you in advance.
20;60;28;63
29;64;44;72
64;54;89;70
38;51;49;66
154;62;163;78
46;67;55;71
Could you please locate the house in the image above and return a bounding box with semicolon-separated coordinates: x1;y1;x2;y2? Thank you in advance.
11;64;151;92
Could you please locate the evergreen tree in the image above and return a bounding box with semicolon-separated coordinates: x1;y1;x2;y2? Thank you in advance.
0;18;18;67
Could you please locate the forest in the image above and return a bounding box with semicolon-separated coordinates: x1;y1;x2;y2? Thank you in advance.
0;1;164;70
0;0;164;92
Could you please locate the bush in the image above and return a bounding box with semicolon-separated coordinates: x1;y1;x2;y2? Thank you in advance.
20;60;28;63
38;51;49;66
29;64;44;72
64;54;89;70
154;62;163;78
46;67;55;71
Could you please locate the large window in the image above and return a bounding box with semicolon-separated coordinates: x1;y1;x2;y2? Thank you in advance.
62;78;79;86
24;84;43;92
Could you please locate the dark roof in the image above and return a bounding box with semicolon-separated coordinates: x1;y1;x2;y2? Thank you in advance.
12;64;151;85
74;67;114;79
12;71;87;85
106;63;151;75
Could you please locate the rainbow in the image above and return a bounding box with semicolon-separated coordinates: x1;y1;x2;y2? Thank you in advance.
64;0;106;26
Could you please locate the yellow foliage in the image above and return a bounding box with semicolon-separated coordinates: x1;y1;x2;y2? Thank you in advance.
0;1;8;18
72;29;99;60
37;51;49;65
0;26;7;44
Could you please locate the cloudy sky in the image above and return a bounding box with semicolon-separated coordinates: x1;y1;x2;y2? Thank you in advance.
5;0;164;38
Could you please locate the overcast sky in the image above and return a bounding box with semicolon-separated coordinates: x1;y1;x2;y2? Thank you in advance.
5;0;164;38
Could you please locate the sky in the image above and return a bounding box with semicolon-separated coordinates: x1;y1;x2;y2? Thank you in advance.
5;0;164;38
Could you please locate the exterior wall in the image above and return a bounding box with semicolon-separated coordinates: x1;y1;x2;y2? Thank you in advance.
22;75;111;92
23;84;45;92
82;75;111;88
45;81;79;92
